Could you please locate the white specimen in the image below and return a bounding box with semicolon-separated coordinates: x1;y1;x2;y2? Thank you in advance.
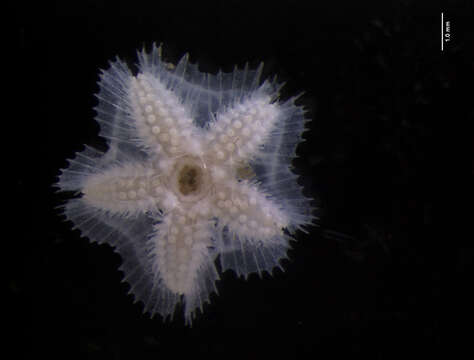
56;44;314;325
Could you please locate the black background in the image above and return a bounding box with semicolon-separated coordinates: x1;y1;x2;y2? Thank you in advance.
12;0;474;358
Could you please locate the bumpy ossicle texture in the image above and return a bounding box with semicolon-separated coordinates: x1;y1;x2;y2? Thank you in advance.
56;44;315;325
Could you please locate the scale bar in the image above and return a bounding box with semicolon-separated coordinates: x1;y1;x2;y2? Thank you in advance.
441;12;444;51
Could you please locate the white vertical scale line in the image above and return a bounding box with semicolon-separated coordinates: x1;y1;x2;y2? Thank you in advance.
441;12;444;51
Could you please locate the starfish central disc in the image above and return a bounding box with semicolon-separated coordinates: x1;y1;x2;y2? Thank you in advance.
171;156;211;203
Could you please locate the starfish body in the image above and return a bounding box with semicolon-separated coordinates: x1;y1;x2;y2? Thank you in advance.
57;44;314;324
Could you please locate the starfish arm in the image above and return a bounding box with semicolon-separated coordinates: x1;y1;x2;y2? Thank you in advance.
57;145;166;218
208;179;291;278
130;208;219;325
80;161;166;216
206;93;280;164
213;180;289;237
128;72;205;157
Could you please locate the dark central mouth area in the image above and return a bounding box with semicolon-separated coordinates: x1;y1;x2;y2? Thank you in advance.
171;155;210;203
178;165;200;196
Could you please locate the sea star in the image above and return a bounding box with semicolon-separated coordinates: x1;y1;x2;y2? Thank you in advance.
57;44;314;325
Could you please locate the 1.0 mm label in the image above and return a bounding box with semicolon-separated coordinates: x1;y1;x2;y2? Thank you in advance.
441;13;451;51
